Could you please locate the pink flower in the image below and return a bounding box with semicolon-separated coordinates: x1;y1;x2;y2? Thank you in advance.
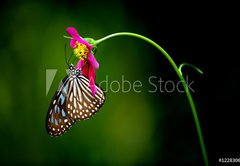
66;27;99;96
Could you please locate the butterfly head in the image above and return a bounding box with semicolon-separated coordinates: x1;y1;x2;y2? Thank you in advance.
69;64;81;76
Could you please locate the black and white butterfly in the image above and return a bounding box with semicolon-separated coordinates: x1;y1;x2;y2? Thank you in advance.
46;64;105;137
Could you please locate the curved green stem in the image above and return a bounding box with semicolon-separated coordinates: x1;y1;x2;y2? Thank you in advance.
179;63;204;75
96;32;208;166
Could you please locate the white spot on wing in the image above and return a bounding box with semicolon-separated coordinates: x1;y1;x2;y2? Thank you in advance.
78;103;82;109
74;97;77;108
60;94;65;105
73;80;77;96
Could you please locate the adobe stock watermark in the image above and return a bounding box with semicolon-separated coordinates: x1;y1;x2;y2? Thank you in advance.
98;75;195;93
46;69;195;95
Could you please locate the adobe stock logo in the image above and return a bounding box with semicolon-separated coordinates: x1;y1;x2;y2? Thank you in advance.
147;76;195;93
98;75;195;93
46;69;195;95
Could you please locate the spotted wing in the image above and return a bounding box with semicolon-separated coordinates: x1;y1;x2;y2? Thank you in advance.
46;76;75;137
46;71;105;137
67;74;105;121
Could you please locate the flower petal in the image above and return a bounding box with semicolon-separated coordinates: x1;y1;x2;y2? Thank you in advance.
76;60;85;70
88;63;96;80
89;76;96;96
66;27;93;50
88;52;99;69
88;65;96;96
66;27;80;39
78;38;93;49
70;39;77;48
81;63;88;77
79;61;90;77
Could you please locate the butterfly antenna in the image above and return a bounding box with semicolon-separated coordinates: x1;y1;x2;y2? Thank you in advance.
65;43;75;67
68;52;74;64
71;54;77;64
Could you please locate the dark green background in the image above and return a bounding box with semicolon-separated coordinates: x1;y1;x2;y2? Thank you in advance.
0;0;239;165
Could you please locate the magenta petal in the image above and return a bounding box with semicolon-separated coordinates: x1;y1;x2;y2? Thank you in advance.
77;38;92;49
76;60;84;69
87;44;93;50
89;77;96;96
88;53;99;69
88;64;96;96
88;63;96;79
66;27;80;39
82;65;88;77
70;39;77;48
66;27;93;50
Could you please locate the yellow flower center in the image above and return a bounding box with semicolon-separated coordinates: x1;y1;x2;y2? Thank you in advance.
73;42;89;60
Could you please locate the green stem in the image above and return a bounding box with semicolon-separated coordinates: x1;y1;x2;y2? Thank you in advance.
96;32;208;166
179;63;204;75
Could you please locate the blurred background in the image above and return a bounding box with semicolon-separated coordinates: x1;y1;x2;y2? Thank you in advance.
0;0;239;165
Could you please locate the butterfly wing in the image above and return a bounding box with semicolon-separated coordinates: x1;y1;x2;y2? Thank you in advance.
46;67;105;137
68;74;105;121
46;76;75;136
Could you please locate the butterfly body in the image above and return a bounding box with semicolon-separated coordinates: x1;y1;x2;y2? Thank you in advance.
46;64;105;137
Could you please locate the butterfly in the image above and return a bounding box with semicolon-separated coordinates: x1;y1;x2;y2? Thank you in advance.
46;64;105;137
